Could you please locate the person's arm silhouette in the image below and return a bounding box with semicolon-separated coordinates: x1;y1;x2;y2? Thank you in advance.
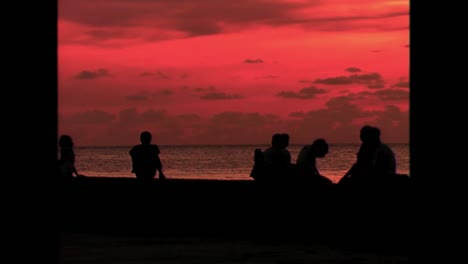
154;145;166;180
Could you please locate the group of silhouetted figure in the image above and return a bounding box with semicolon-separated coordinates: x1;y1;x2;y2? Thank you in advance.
250;134;333;185
250;125;409;188
58;131;166;182
58;125;410;189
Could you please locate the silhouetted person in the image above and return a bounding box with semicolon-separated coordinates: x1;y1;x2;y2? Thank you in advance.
296;139;333;185
250;148;265;181
339;126;396;186
129;131;166;182
262;133;292;180
58;135;85;179
279;133;292;164
263;134;281;167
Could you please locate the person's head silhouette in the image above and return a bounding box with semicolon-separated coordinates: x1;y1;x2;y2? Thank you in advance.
360;125;380;144
369;126;381;143
312;138;329;158
280;133;290;149
140;131;152;145
271;133;282;148
59;135;74;149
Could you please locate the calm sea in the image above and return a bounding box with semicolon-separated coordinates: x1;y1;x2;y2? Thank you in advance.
72;144;409;183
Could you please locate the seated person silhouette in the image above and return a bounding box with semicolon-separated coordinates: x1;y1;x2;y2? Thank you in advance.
279;133;292;164
262;133;292;180
129;131;166;181
58;135;85;179
296;138;333;185
279;133;300;179
339;125;398;187
250;148;265;181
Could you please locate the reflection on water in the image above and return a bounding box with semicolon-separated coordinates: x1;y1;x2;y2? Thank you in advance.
73;144;409;183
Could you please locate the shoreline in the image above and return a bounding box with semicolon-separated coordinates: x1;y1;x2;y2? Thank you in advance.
65;171;411;184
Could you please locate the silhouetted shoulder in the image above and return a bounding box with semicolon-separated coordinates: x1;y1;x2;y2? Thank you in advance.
129;144;160;155
296;145;311;165
377;143;394;154
150;144;160;154
129;145;139;155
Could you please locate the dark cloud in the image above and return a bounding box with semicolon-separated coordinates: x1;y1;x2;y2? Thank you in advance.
118;108;140;124
314;72;384;87
140;109;168;122
352;73;383;82
283;96;375;143
314;76;352;85
393;81;409;88
126;90;173;101
367;83;385;89
345;67;362;73
404;44;409;48
371;49;382;53
200;92;244;100
284;96;408;143
299;11;408;24
244;58;264;64
348;91;368;100
324;96;371;119
194;86;216;93
59;0;408;45
257;75;279;79
139;71;170;79
156;71;170;79
176;114;201;122
140;72;154;77
60;0;314;33
97;108;186;145
296;11;408;33
75;68;109;80
194;105;406;144
86;29;134;40
353;89;409;101
358;91;373;96
126;95;148;101
346;87;409;102
68;110;115;124
210;112;278;126
373;89;409;101
298;80;312;84
176;18;223;36
116;108;171;124
158;89;173;96
325;96;353;106
192;85;242;100
276;86;327;99
289;112;306;118
61;97;409;145
192;112;283;144
371;105;409;142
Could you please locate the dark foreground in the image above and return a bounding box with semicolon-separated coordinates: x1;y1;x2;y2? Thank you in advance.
59;177;410;263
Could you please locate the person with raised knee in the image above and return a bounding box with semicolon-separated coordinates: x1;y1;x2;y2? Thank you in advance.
129;131;166;182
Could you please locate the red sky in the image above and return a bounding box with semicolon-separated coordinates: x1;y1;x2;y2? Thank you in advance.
58;0;409;146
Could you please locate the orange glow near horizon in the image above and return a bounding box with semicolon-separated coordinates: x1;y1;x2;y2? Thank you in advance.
58;0;409;146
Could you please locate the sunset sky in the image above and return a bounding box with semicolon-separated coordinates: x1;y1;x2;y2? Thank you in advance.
58;0;409;146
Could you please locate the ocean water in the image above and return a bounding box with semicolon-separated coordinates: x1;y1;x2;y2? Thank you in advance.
71;144;409;183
